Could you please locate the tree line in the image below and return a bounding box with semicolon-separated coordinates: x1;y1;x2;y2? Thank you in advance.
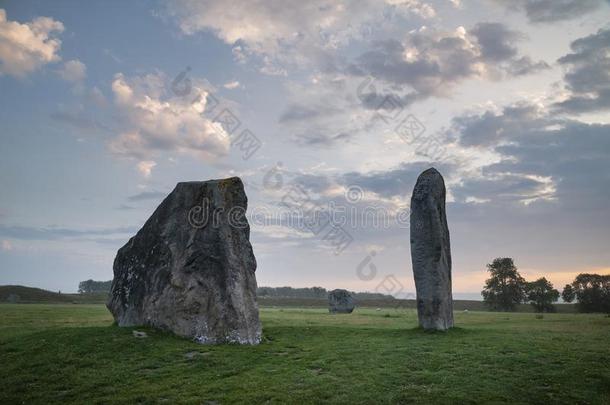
78;279;112;294
481;258;610;313
257;286;392;300
77;281;392;300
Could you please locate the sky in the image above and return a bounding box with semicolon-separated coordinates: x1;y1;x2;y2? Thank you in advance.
0;0;609;298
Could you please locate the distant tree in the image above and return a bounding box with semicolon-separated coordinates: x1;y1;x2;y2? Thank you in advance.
353;292;395;300
481;258;527;311
525;277;560;313
78;279;93;293
256;286;330;298
78;279;112;293
561;284;575;303
311;287;327;299
568;274;610;313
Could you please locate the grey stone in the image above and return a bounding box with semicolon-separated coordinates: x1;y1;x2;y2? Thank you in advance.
410;168;454;330
132;330;148;338
328;289;355;314
107;177;261;344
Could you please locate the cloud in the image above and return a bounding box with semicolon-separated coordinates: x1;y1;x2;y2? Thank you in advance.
554;28;610;114
57;59;86;83
0;9;64;77
340;162;442;199
127;191;167;202
108;72;230;163
223;80;240;89
277;20;546;149
164;0;437;73
449;101;610;209
137;160;156;177
496;0;608;23
276;76;376;146
451;102;549;147
504;56;550;76
452;172;556;205
385;0;436;18
470;22;522;62
278;103;341;123
350;29;480;97
349;23;548;99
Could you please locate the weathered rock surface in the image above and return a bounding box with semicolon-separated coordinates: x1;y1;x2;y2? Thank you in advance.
107;177;261;344
328;289;355;314
410;168;454;330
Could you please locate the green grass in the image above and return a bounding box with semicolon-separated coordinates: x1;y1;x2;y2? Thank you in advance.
0;305;608;404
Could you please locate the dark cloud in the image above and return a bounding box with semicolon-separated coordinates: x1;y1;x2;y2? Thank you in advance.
278;104;340;123
351;36;478;97
451;173;553;204
490;121;610;208
468;22;549;75
341;162;445;199
471;22;522;62
348;24;547;101
292;131;351;147
498;0;608;23
358;90;419;111
292;173;333;194
451;102;549;147
554;90;610;113
554;29;610;113
291;162;455;201
450;102;610;211
505;56;550;76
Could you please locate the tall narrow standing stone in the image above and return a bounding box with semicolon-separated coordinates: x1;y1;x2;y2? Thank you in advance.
410;168;453;330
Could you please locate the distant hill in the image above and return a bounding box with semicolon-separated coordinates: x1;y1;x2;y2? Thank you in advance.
0;285;107;304
0;285;72;303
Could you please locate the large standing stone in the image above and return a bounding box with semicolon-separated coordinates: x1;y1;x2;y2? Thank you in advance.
107;177;261;344
328;289;355;314
410;168;454;330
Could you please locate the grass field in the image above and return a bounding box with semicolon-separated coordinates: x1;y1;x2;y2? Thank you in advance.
0;304;608;404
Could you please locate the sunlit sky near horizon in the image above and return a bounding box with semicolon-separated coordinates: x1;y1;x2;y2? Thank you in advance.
1;0;609;297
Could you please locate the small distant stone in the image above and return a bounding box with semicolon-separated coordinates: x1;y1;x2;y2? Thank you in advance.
328;289;355;314
132;330;148;338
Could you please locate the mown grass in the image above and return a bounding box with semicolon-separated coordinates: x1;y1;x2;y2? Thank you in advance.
0;304;608;404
